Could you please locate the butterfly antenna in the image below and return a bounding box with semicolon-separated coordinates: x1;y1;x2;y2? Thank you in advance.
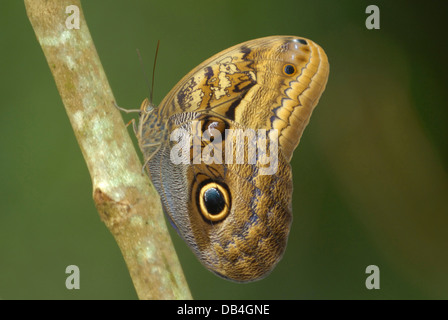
136;40;160;105
150;40;160;104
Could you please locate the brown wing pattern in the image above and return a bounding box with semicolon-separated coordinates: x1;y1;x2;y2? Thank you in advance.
147;36;329;161
136;36;329;282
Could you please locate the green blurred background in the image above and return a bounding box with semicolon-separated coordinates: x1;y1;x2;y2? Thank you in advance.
1;0;447;299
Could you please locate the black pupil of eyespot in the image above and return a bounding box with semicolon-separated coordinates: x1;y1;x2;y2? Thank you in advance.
203;187;226;215
284;64;295;75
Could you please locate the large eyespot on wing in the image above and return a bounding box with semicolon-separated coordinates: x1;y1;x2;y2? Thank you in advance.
197;180;231;222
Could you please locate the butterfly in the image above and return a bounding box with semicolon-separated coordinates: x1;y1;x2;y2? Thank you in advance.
129;36;329;282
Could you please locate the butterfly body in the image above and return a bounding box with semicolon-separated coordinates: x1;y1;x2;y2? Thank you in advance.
135;36;329;282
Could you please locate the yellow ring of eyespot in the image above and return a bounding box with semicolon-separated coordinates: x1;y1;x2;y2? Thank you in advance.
198;182;230;222
282;63;297;76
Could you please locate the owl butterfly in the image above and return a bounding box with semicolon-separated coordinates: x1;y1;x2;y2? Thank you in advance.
132;36;329;282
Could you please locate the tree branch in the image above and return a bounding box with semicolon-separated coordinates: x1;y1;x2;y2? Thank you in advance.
24;0;192;300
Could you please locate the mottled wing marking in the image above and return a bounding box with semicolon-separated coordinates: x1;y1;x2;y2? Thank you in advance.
209;57;238;100
176;75;205;111
153;36;328;162
156;48;259;122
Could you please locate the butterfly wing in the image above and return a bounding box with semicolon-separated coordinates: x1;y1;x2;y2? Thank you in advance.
138;36;329;282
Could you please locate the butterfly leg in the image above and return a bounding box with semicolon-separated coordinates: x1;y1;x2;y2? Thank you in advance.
113;100;141;113
122;118;139;135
